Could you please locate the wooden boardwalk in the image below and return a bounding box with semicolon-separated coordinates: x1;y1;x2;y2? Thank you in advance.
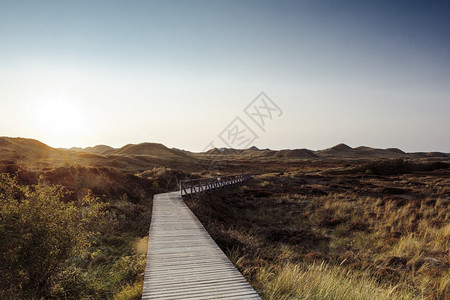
142;176;260;299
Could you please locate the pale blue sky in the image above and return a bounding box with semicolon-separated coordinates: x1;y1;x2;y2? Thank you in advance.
1;0;449;152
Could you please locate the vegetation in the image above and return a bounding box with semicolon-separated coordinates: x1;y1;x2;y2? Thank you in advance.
1;137;448;299
185;162;450;300
0;165;159;299
0;173;106;296
256;262;418;300
357;159;449;175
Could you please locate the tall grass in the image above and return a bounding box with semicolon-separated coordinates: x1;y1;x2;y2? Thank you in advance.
256;262;419;300
185;169;450;300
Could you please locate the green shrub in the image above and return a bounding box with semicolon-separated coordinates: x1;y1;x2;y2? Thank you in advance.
0;173;107;297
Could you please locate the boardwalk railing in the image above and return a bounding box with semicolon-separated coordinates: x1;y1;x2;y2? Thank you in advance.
180;174;251;199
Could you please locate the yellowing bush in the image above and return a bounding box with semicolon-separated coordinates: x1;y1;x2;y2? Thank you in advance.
0;173;107;297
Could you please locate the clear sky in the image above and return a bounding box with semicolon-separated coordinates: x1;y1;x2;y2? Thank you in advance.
1;0;449;152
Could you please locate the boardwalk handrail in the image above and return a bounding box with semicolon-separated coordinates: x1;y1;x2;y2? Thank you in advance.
180;174;251;198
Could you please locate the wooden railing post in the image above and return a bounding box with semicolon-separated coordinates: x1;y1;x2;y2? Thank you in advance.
178;174;251;199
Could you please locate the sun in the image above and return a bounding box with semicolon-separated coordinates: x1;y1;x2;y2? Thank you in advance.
32;95;91;147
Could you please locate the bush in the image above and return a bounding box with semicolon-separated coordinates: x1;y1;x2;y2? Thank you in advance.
0;173;107;297
360;159;449;176
363;159;412;175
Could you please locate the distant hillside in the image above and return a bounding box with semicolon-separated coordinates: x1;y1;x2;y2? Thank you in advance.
206;147;318;159
0;137;56;161
70;145;115;155
317;143;412;158
112;142;194;161
275;149;318;158
203;143;448;159
1;138;447;173
86;145;115;155
205;144;403;159
425;152;448;157
0;138;199;171
205;148;239;155
331;143;353;152
386;148;405;154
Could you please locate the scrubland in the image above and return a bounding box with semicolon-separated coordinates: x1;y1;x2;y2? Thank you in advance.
186;160;449;299
0;162;190;299
1;137;448;299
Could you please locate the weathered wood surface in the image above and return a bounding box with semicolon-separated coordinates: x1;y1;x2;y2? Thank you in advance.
142;177;260;299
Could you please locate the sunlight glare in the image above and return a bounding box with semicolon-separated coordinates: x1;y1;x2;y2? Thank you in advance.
32;94;91;145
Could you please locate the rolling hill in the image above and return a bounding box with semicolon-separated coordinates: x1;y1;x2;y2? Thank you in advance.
0;137;56;161
0;137;200;172
0;137;448;174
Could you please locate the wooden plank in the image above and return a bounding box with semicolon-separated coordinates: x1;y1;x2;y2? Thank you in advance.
143;178;260;299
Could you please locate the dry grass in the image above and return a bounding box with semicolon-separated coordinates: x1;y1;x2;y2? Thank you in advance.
256;262;418;300
1;138;448;299
133;237;148;255
113;282;143;300
185;160;450;300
